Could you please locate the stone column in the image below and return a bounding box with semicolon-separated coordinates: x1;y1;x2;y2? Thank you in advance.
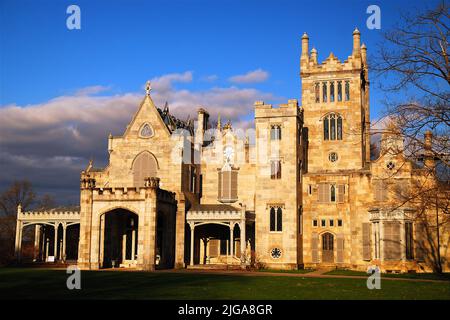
122;233;127;262
189;223;195;266
14;219;23;262
77;177;95;269
62;223;67;262
131;225;136;261
174;194;186;269
240;222;246;266
99;215;105;267
380;220;385;262
33;225;41;262
229;223;234;259
53;223;59;261
45;238;49;261
137;177;158;271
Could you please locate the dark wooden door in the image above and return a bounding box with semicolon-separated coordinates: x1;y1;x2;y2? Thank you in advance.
322;233;334;263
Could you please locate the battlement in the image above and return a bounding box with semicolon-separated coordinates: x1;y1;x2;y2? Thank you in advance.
300;29;367;76
254;99;300;118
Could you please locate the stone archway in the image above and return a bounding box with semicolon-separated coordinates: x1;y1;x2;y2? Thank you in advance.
101;208;139;268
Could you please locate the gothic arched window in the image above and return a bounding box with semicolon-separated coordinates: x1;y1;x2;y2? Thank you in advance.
270;207;282;232
323;113;343;141
322;82;327;102
132;151;158;187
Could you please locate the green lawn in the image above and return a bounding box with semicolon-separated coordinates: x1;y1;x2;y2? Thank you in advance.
325;269;450;281
0;268;449;300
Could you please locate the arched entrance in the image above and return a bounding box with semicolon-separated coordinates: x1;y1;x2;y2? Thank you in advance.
101;208;138;268
322;232;334;263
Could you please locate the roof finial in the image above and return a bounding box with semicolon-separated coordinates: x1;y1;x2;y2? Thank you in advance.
145;81;152;96
217;113;221;130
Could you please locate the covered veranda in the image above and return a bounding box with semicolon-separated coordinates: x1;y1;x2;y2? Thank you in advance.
186;204;254;268
15;204;80;263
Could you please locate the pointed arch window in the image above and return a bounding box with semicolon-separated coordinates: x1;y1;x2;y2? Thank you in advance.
270;207;282;232
323;113;343;141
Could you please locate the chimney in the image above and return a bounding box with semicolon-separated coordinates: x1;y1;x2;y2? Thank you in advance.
424;131;435;169
195;108;208;146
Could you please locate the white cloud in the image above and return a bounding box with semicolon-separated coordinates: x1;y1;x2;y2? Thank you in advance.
74;85;112;96
201;75;219;82
229;69;269;84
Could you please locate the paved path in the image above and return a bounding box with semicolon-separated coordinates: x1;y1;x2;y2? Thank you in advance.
159;268;450;283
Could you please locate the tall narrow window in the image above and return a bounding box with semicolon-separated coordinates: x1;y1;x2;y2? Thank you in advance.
374;222;380;259
330;184;336;202
270;208;276;231
270;125;281;140
271;160;281;179
330;114;336;140
315;83;320;103
337;116;343;140
322;82;327;102
324;117;329;140
337;81;342;101
330;82;335;102
270;207;282;232
323;113;343;141
276;207;283;231
345;81;350;101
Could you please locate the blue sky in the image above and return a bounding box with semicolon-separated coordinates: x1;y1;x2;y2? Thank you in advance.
0;0;441;204
1;0;435;111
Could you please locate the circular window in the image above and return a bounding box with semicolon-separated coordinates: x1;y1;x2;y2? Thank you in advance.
386;161;395;170
270;248;282;259
328;152;338;162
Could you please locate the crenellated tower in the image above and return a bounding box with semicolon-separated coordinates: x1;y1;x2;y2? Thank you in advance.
300;29;370;173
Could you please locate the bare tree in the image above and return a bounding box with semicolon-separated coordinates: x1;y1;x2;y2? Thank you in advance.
372;2;449;272
0;180;36;216
373;1;449;170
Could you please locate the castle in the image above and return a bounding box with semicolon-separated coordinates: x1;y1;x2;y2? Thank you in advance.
15;30;449;272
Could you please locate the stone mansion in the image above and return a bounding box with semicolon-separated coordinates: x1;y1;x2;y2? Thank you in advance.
15;29;449;272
